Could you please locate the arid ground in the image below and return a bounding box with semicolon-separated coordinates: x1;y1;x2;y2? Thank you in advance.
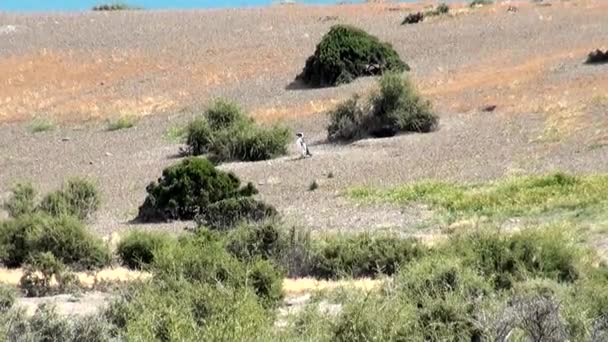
1;0;607;239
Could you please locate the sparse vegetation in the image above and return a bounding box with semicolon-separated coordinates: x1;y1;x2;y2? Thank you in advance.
308;180;319;191
349;172;608;224
296;25;408;87
328;73;437;142
470;0;493;7
27;118;55;133
185;99;290;162
136;157;268;222
92;3;141;11
106;115;138;131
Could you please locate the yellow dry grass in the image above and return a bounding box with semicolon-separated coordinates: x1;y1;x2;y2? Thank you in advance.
282;277;380;294
0;267;151;287
0;267;382;294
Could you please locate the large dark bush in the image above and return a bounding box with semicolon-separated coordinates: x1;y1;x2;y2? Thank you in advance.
185;99;290;162
136;157;261;222
0;213;110;269
296;25;409;87
328;73;437;142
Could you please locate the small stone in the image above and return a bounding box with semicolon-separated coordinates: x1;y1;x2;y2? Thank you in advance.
61;137;70;141
105;152;113;157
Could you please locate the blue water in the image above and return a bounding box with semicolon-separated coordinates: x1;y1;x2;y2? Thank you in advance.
0;0;364;12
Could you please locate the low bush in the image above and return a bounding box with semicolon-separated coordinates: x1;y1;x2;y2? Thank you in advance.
19;257;81;297
586;49;608;64
3;182;36;218
402;12;424;25
38;177;100;220
328;73;437;142
0;284;15;312
92;3;140;10
444;228;582;290
185;99;290;162
0;304;113;342
117;230;173;269
0;213;110;269
137;157;261;222
311;233;425;279
470;0;493;7
151;230;284;307
296;25;408;87
197;197;278;230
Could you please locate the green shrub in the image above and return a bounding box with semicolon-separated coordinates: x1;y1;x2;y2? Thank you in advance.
185;99;290;162
247;258;284;308
137;157;258;222
19;252;65;297
198;197;277;230
185;117;213;155
402;12;424;25
0;213;110;269
444;227;582;290
3;182;36;218
117;231;173;269
92;3;141;10
39;177;100;220
226;223;284;262
470;0;493;7
296;25;408;87
0;284;16;312
27;118;55;133
328;73;437;142
327;95;368;141
29;304;73;341
393;256;492;341
311;233;425;279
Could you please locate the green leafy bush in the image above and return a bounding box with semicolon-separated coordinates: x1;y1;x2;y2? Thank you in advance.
328;73;437;142
444;228;582;290
137;157;260;222
3;182;36;218
296;25;408;87
197;197;277;230
151;230;284;307
39;178;100;220
117;230;173;269
0;213;110;269
311;233;425;279
185;99;290;162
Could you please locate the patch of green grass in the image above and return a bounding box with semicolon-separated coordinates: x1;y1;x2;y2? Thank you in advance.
106;116;138;131
27;118;55;133
349;173;608;223
163;124;186;143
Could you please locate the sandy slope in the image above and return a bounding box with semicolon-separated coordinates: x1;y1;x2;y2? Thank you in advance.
0;0;607;237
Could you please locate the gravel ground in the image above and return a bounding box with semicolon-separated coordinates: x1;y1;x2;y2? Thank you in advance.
0;0;607;238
